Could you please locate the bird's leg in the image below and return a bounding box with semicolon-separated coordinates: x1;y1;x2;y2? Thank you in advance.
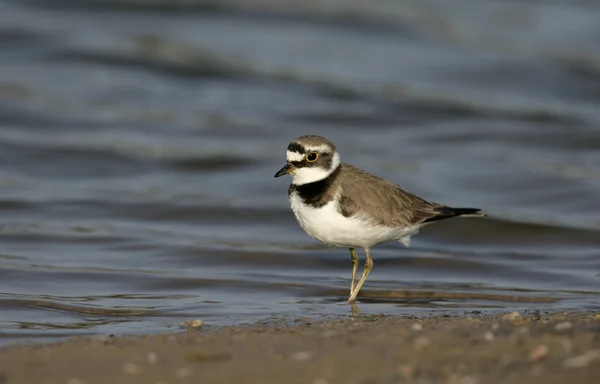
348;248;373;304
349;247;359;295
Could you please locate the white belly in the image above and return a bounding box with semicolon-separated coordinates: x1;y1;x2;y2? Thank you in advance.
289;192;418;249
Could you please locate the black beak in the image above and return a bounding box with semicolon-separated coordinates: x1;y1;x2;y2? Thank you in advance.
274;163;295;178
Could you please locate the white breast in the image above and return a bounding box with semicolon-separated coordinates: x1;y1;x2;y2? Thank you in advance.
289;191;419;249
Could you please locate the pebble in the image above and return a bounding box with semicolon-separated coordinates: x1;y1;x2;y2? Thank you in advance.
411;323;423;331
563;349;600;368
554;321;572;331
175;367;193;378
180;319;204;331
291;351;314;362
528;345;549;363
483;331;495;341
502;312;521;321
122;362;142;374
148;352;158;364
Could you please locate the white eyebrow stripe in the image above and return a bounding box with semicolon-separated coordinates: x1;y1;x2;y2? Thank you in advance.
286;150;304;162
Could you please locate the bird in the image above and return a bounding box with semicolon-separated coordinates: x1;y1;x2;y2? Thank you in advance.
274;135;484;304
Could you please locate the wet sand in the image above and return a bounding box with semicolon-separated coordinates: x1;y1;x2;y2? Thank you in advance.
1;311;599;384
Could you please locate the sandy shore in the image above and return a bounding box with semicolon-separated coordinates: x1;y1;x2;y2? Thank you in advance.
1;311;599;384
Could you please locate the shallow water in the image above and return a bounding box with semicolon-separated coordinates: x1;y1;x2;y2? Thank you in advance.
0;0;599;345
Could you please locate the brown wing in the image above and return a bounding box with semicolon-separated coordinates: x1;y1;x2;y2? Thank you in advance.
337;164;442;227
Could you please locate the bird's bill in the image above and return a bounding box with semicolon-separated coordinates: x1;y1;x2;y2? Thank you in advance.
274;163;296;178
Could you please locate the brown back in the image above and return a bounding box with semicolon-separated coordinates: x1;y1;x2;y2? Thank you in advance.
337;164;442;227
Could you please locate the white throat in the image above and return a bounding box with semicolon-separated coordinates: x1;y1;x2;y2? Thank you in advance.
289;151;341;185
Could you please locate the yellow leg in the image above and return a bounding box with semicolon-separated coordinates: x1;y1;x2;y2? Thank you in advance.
348;248;373;304
349;248;359;294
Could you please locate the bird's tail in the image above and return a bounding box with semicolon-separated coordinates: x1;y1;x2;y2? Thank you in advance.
423;206;485;223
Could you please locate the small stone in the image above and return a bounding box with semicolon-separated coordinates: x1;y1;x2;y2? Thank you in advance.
148;352;158;364
528;345;549;363
313;378;329;384
555;321;572;331
291;351;314;362
123;362;141;374
563;350;600;368
502;312;521;321
175;367;193;378
413;336;430;349
483;331;495;341
180;319;204;331
411;323;423;331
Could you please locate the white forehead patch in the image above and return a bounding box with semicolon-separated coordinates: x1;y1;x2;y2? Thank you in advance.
286;150;305;162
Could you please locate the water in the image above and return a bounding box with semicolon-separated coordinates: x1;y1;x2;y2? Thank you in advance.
0;0;599;345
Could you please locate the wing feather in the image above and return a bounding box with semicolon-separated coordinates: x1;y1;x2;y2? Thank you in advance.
337;164;441;227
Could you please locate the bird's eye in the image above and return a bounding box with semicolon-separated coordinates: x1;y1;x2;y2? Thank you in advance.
306;152;318;162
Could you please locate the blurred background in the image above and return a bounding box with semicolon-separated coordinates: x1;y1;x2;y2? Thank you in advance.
0;0;599;345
